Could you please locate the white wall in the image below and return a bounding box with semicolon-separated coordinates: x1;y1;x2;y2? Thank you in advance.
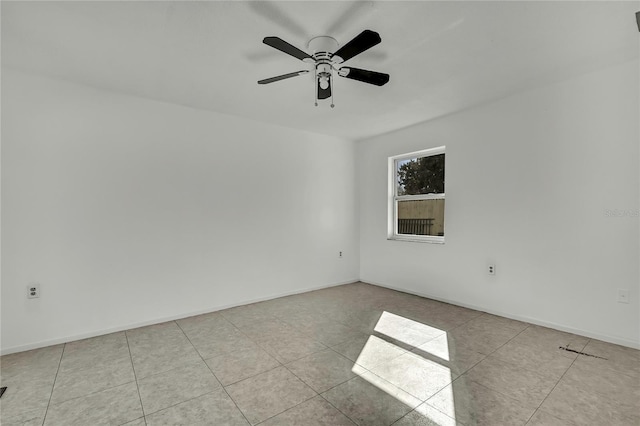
1;70;359;354
358;60;640;348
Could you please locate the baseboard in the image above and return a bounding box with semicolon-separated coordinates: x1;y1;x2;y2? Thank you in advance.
361;279;640;350
0;278;359;356
5;277;637;354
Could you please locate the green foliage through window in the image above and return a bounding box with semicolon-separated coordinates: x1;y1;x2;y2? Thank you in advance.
397;154;445;195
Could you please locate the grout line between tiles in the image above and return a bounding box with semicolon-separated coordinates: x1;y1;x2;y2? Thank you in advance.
312;353;413;426
118;416;145;426
210;312;299;366
317;372;412;426
319;390;359;426
124;330;147;426
40;343;65;426
140;389;220;420
252;393;319;425
175;320;253;426
418;324;536;415
525;338;590;425
213;312;329;385
215;363;282;387
398;401;458;426
446;324;575;425
189;314;345;424
37;380;140;409
223;342;323;423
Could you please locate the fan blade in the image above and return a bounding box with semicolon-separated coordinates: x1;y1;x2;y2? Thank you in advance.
339;67;389;86
317;79;331;100
258;70;309;85
332;30;381;63
263;37;314;62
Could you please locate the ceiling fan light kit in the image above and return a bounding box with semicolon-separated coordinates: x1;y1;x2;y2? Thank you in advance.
258;30;389;108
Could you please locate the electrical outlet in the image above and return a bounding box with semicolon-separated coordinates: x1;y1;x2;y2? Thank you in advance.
488;264;496;275
27;283;40;299
339;251;343;258
618;289;629;304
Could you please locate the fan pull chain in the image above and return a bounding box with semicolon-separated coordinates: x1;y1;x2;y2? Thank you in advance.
330;74;335;108
314;67;318;107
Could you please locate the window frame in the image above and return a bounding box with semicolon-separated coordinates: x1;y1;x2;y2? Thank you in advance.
388;146;446;244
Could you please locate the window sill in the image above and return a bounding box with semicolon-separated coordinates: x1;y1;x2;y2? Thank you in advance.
387;236;445;244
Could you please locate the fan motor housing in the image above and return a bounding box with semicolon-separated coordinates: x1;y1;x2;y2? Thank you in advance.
307;36;339;57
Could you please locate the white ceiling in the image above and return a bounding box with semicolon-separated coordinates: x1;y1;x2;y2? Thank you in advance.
2;1;638;140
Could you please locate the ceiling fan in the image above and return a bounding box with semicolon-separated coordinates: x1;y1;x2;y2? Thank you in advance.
257;30;389;107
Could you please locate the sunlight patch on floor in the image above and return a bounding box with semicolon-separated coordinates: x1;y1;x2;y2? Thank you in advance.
373;311;445;347
357;370;423;408
419;332;451;361
352;311;457;424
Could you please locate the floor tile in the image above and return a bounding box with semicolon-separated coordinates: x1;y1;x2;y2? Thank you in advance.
392;403;460;426
138;359;221;415
509;325;589;356
373;310;446;348
465;356;557;408
430;303;484;326
370;351;456;401
59;332;130;373
322;373;420;426
561;360;640;407
126;321;185;345
259;395;355;426
177;313;252;356
145;388;249;426
526;409;578;426
291;319;366;347
275;309;327;327
0;407;46;426
205;347;280;386
447;314;527;355
427;377;535;426
127;324;201;379
51;355;135;404
490;339;574;380
1;345;63;382
220;304;279;328
413;333;486;377
225;366;317;425
539;378;639;425
337;309;385;335
176;311;234;336
121;418;146;426
0;372;56;419
237;318;304;343
44;381;142;426
576;339;640;378
285;349;358;393
130;344;202;379
332;335;406;370
258;334;327;364
188;328;259;360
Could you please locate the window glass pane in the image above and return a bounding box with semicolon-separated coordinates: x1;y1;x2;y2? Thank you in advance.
397;199;445;236
396;154;445;196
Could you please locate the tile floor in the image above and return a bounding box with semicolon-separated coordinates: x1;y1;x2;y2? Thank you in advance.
1;282;639;425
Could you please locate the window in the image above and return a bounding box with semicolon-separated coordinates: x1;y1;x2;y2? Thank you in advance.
388;147;445;243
